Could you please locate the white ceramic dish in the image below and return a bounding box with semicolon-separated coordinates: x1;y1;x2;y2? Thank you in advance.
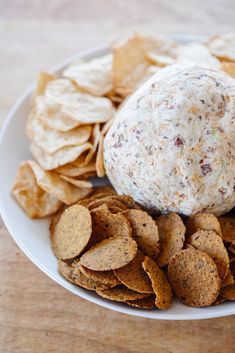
0;35;234;320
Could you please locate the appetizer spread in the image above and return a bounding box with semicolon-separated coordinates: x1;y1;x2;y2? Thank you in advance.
11;32;235;309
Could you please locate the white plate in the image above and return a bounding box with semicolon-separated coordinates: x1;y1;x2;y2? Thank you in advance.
0;35;234;320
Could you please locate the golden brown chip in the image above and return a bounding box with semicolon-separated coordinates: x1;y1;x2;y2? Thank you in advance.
34;94;114;132
221;270;234;288
60;175;93;189
126;295;156;309
186;213;222;237
52;205;92;259
206;33;235;62
28;160;92;205
11;161;62;218
221;62;235;78
96;285;149;302
83;123;101;166
78;264;121;288
63;55;113;96
187;230;229;279
114;250;153;294
220;285;235;300
218;217;235;242
142;257;172;309
168;248;220;307
27;111;92;154
30;141;92;171
56;162;96;178
124;209;160;258
96;134;105;177
34;71;57;97
101;117;114;136
80;236;137;271
91;204;132;241
156;213;186;267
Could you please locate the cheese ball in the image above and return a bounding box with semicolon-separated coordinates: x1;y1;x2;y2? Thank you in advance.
104;65;235;216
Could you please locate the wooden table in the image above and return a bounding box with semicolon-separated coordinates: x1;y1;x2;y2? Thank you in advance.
1;1;235;352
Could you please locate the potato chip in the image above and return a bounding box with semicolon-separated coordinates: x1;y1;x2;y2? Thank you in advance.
126;295;156;309
221;285;235;300
78;264;121;287
114;250;153;294
206;33;235;61
84;123;101;166
60;175;93;189
52;205;92;259
96;134;105;177
221;62;235;78
56;162;96;177
30;141;92;170
12;161;62;218
113;33;178;96
45;78;78;99
101;117;114;136
34;72;57;97
218;217;235;242
124;209;160;258
221;270;234;288
147;52;175;67
27;111;92;154
142;256;172;309
63;55;113;96
176;43;220;68
90;204;132;242
188;230;229;279
96;285;149;302
35;94;114;132
168;248;220;307
80;236;137;271
186;213;222;237
28;160;91;204
156;212;186;267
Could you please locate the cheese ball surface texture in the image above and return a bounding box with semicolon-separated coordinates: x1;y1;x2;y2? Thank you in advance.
104;65;235;216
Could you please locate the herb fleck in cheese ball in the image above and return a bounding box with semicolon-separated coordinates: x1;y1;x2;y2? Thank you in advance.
104;65;235;216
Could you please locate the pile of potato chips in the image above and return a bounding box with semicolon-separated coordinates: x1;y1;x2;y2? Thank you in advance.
51;186;235;309
11;32;235;218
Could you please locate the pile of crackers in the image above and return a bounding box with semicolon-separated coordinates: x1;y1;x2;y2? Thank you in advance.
11;32;235;220
51;186;235;309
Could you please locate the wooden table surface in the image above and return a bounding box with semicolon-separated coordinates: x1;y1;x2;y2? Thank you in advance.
1;1;235;352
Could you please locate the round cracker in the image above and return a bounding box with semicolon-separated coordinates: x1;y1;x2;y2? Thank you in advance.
156;212;186;267
87;197;127;211
80;236;137;271
188;230;229;279
124;209;160;258
58;259;75;283
78;264;121;287
96;285;149;302
142;256;172;309
90;204;132;240
221;270;234;288
126;295;156;309
168;248;220;307
107;206;124;214
110;195;142;210
52;205;92;259
186;213;222;237
218;217;235;243
70;265;111;291
114;250;153;294
220;285;235;301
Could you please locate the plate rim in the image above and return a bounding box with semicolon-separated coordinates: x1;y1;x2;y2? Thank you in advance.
1;34;235;320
